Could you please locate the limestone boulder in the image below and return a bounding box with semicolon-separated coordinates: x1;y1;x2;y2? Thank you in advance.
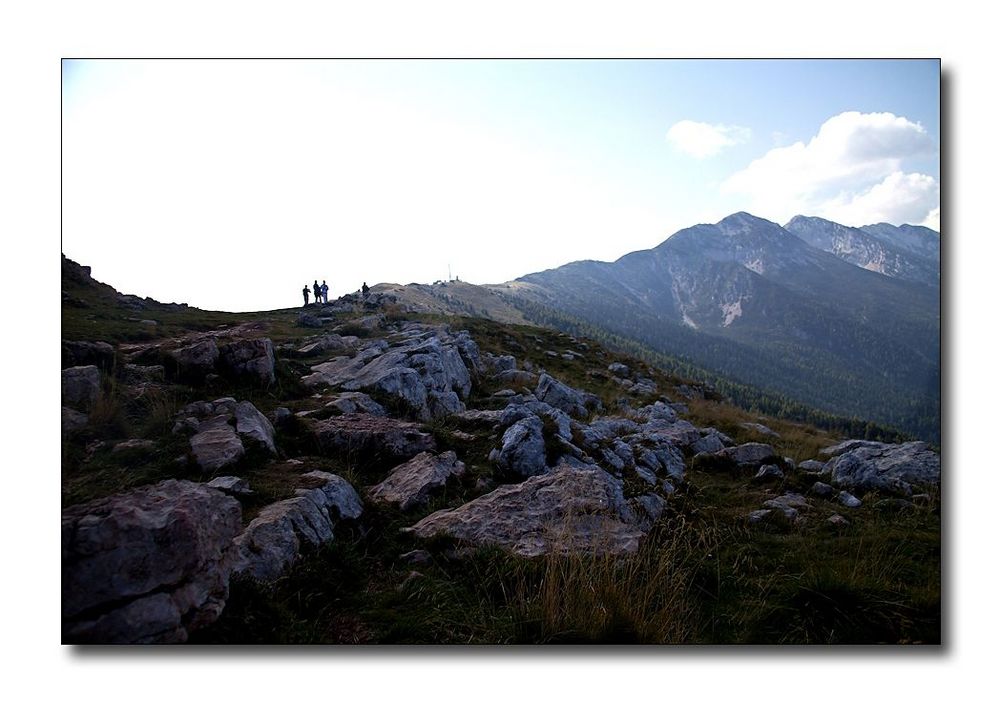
62;480;242;643
826;441;940;495
310;414;435;464
62;365;101;411
218;338;275;384
369;451;466;511
492;415;547;478
404;464;645;557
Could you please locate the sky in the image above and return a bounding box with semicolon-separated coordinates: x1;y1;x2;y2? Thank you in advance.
62;59;940;312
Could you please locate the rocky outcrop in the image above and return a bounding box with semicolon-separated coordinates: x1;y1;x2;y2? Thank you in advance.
62;480;242;643
535;373;598;418
232;471;363;582
310;414;435;464
825;441;940;495
206;476;252;495
369;451;466;511
491;415;547;478
405;464;646;557
62;340;115;371
294;334;360;358
176;398;277;472
169;339;220;379
62;365;101;411
716;442;777;468
327;392;388;416
303;327;480;420
218;338;275;384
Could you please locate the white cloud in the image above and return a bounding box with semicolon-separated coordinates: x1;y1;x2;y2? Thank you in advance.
922;207;940;231
666;120;750;158
721;111;938;226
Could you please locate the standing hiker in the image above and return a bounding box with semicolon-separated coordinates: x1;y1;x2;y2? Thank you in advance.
313;280;321;305
302;284;310;306
321;280;329;304
361;281;369;298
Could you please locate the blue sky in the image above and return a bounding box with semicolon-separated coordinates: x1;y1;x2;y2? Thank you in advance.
62;59;940;311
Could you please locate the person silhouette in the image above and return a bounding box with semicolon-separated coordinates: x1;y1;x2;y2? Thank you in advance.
361;281;369;298
321;280;329;304
302;284;310;307
312;280;321;306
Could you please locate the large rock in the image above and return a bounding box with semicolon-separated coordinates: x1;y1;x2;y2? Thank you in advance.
311;414;435;463
327;391;388;416
62;365;101;411
218;338;275;384
294;334;360;358
62;406;89;435
62;480;242;643
535;373;589;418
232;471;362;581
169;339;220;378
305;330;478;420
492;415;548;478
190;426;245;472
180;398;277;471
369;451;466;511
826;441;940;495
62;340;115;371
404;464;645;557
719;442;777;468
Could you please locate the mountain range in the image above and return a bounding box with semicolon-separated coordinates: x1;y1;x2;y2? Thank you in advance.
384;213;940;442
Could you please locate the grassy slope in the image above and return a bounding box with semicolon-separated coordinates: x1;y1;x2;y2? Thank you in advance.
61;263;941;644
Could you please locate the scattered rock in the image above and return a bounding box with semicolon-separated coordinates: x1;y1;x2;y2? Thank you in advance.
111;439;156;454
719;442;777;468
206;476;253;496
232;472;362;582
296;313;325;328
169;339;220;379
62;365;101;411
837;491;862;508
810;481;834;497
399;549;433;567
62;340;115;371
762;492;810;520
326;392;388;417
752;464;784;483
827;514;851;529
218;338;275;384
123;363;165;384
405;464;646;557
826;441;940;496
369;451;467;511
62;480;242;643
492;415;548;478
607;362;630;378
310;414;435;464
797;459;829;475
190;426;245;472
62;406;89;435
535;373;590;418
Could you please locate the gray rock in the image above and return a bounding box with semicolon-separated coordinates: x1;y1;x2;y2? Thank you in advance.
232;471;362;581
535;373;589;418
296;313;325;328
752;464;784;482
111;439;156;454
218;338;275;384
234;400;276;454
633;401;678;425
169;339;220;378
633;465;658;485
493;369;538;386
485;354;517;373
820;439;887;457
62;365;101;411
827;441;940;495
62;406;89;435
747;509;773;525
827;514;851;528
369;451;466;511
494;415;548;478
274;407;293;428
798;459;830;475
719;442;777;467
356;314;386;330
326;392;388;417
810;481;834;497
405;464;646;557
690;432;726;454
607;362;630;378
837;491;863;508
294;334;359;357
62;480;241;643
190;426;245;472
762;492;810;519
62;340;115;370
206;476;253;495
311;414;435;462
629;493;666;530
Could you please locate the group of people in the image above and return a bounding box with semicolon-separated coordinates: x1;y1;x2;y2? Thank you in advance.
301;280;370;306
